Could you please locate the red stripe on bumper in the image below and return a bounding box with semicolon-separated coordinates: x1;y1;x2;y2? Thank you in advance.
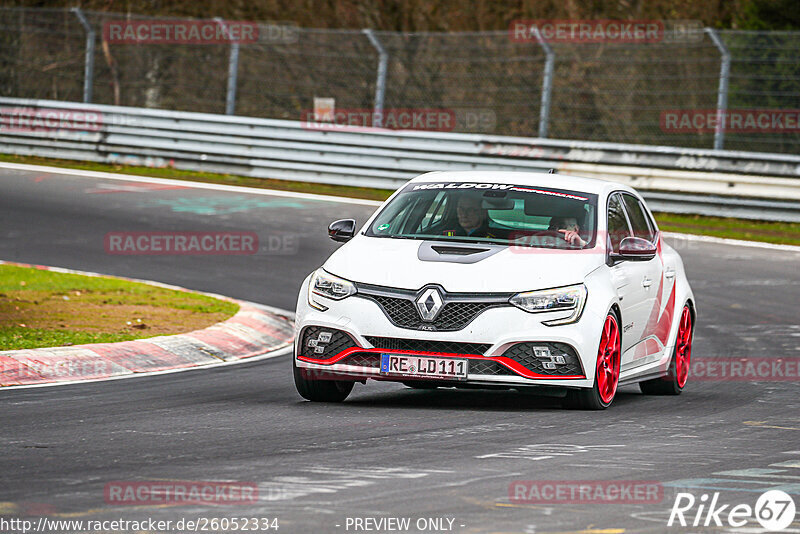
298;348;585;380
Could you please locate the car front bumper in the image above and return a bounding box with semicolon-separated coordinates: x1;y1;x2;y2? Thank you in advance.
295;280;606;390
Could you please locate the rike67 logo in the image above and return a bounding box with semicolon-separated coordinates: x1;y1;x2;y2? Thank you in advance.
668;490;796;531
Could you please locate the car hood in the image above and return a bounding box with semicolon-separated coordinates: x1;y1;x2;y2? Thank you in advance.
322;236;605;293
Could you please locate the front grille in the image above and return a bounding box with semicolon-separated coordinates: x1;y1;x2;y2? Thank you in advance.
340;353;381;368
360;292;507;332
365;337;491;355
470;359;515;375
501;342;584;376
298;326;356;359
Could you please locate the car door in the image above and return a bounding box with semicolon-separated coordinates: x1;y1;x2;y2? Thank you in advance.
619;193;665;368
606;193;651;371
607;193;640;362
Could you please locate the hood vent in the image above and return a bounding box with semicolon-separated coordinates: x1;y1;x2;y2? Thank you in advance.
418;241;503;264
430;245;489;256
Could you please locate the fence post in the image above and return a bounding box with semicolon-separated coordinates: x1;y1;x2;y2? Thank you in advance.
362;29;388;128
215;18;240;115
705;28;731;151
71;8;95;104
531;27;554;139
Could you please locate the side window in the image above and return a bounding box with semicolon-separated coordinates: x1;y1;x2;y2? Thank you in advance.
607;194;631;253
621;194;655;242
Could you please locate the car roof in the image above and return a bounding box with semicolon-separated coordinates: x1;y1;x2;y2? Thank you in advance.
410;171;635;198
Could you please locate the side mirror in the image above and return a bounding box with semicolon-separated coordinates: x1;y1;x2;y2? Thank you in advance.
328;219;356;243
612;236;657;262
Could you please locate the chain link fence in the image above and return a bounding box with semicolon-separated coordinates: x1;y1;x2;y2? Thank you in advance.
1;7;798;154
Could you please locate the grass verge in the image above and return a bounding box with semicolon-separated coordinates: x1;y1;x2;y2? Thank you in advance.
1;153;798;246
0;264;239;350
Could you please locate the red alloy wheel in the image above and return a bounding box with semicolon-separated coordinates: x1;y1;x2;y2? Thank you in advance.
596;314;621;404
675;306;693;388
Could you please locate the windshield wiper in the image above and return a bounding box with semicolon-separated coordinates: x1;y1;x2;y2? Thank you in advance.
366;234;425;241
444;239;503;246
418;236;506;246
367;234;504;246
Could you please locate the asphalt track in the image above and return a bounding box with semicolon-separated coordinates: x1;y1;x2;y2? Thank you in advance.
1;166;799;534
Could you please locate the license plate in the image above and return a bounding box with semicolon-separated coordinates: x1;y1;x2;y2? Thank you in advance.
380;354;468;380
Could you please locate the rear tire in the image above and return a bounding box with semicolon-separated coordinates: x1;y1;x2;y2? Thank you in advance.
564;310;621;410
640;304;693;396
293;359;354;402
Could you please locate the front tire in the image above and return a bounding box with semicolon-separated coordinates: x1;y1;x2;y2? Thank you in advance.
565;311;621;410
640;304;693;395
293;359;354;402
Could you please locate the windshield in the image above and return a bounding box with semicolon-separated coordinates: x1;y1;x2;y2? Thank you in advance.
366;181;598;249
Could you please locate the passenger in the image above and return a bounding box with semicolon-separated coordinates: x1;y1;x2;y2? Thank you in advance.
549;216;587;247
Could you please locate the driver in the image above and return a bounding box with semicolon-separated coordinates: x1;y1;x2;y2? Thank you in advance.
549;216;587;247
444;194;499;239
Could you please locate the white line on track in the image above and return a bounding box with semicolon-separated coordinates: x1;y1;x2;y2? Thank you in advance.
0;161;384;207
662;231;800;252
2;161;798;252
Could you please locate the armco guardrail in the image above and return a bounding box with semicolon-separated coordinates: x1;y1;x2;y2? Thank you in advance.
1;97;799;222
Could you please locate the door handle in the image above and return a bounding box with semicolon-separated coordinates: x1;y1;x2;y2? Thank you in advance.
642;277;653;288
665;269;676;280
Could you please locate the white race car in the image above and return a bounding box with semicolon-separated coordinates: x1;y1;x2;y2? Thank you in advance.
293;171;695;409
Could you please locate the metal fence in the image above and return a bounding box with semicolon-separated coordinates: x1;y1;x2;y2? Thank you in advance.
1;7;799;154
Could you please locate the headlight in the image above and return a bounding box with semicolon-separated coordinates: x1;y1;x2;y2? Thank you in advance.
308;269;357;311
509;284;587;325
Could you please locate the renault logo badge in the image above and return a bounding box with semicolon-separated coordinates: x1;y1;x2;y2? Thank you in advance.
415;287;444;322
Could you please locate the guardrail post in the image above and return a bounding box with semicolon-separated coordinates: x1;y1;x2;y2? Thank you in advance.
531;27;554;139
362;29;388;128
71;8;95;104
215;18;240;115
705;28;731;151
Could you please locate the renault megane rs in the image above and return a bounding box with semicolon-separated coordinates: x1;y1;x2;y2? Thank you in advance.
293;171;695;409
